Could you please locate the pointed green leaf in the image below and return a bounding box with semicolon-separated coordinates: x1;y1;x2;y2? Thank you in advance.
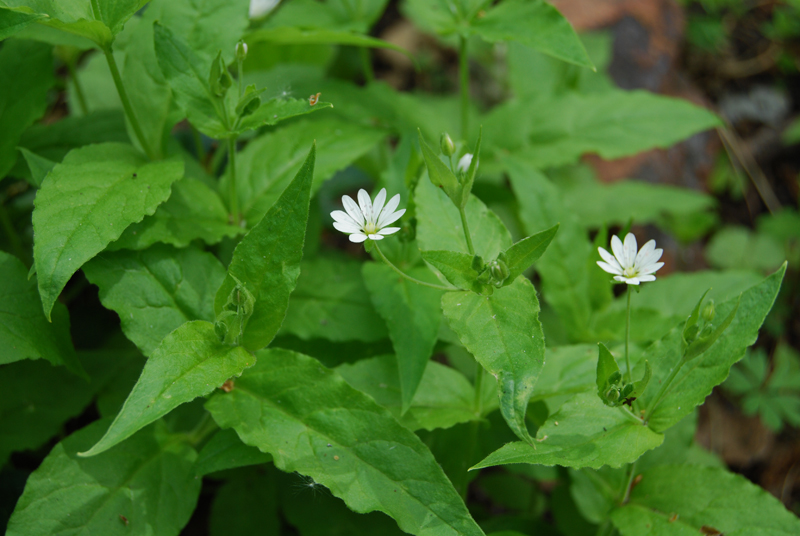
247;26;411;54
442;277;545;444
610;465;800;535
632;360;652;398
92;0;150;36
83;244;226;356
32;143;183;320
214;144;315;352
17;147;56;187
195;428;272;476
0;7;45;41
234;95;332;134
682;288;711;348
0;251;82;374
502;224;559;285
471;0;593;69
684;296;739;361
472;392;664;471
596;343;620;398
206;348;486;536
420;250;488;293
418;129;461;203
6;420;201;536
80;321;254;457
0;39;54;179
639;265;786;432
458;127;482;208
362;263;443;413
0;0;113;47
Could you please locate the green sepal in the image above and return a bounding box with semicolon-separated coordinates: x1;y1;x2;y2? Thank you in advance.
596;343;621;406
632;360;652;397
418;128;460;204
215;274;256;346
209;50;232;98
457;127;482;208
235;84;265;118
684;295;741;362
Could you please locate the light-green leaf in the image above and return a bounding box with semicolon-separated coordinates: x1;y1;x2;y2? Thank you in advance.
214;144;315;352
195;428;272;476
80;321;254;457
418;129;461;203
362;263;444;412
502;224;559;284
472;392;664;470
247;26;409;54
420;250;488;294
206;348;486;536
471;0;593;69
6;420;201;536
83;244;226;356
0;6;45;41
0;0;113;47
442;277;545;444
32;143;183;320
610;465;800;535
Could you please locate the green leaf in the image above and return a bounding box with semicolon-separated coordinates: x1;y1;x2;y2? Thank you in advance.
502;224;559;284
195;428;273;476
639;264;786;432
247;26;410;54
0;251;82;374
442;277;545;444
209;469;280;536
233;94;333;135
471;0;593;69
418;129;461;203
596;343;621;400
281;255;388;342
362;263;444;413
80;321;254;457
214;144;315;352
337;354;497;431
0;0;113;47
6;420;201;536
17;147;56;187
706;226;786;272
228;117;387;225
610;465;800;535
420;250;488;294
458;127;482;208
532;345;597;408
471;392;664;471
83;244;226;356
92;0;149;36
32;143;183;320
109;178;244;250
206;348;485;536
416;177;512;259
402;0;487;36
0;359;94;466
0;39;54;179
0;6;45;41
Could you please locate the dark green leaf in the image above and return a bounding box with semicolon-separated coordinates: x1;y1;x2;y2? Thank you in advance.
0;6;45;41
442;277;545;444
0;0;113;47
206;348;486;536
502;224;559;284
6;420;201;536
80;321;254;457
214;144;315;352
83;244;226;356
195;428;272;476
32;143;183;319
17;147;56;187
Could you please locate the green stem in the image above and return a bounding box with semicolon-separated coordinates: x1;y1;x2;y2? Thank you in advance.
66;60;89;115
186;412;219;447
458;206;475;255
458;35;470;140
103;48;155;160
621;461;638;504
625;285;632;382
473;363;485;415
360;47;374;84
619;405;643;425
645;357;685;422
374;242;454;291
191;125;206;163
237;55;245;99
227;137;241;226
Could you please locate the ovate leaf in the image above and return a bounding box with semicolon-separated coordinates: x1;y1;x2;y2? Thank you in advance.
502;224;559;284
32;143;183;319
6;420;201;536
214;144;315;352
206;348;486;536
80;321;254;457
83;244;226;356
362;263;443;412
442;277;545;444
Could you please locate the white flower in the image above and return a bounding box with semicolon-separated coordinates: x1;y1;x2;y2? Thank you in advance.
331;188;405;243
249;0;280;18
597;233;664;285
457;153;473;173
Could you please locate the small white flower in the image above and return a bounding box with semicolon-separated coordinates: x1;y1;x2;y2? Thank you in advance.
249;0;280;18
457;153;473;173
597;233;664;285
331;188;405;243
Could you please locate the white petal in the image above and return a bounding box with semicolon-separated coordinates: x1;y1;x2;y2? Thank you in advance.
613;275;627;283
377;208;406;228
623;233;638;268
333;221;362;234
357;189;372;222
377;227;400;235
634;240;656;267
372;188;387;223
626;278;641;285
342;195;364;225
639;261;664;275
597;261;623;275
598;248;623;273
331;210;358;225
638;274;656;282
611;235;626;267
367;234;384;240
349;233;368;243
457;153;473;173
641;247;663;268
377;194;401;227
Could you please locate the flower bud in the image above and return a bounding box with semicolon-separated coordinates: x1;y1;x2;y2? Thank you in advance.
236;41;248;61
702;300;715;323
489;259;510;283
440;133;456;156
457;153;474;174
605;388;620;403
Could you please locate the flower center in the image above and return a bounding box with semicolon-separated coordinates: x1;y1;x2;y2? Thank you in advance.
364;222;378;234
623;267;637;278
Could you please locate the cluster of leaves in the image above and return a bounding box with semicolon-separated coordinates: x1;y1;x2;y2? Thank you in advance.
0;1;798;535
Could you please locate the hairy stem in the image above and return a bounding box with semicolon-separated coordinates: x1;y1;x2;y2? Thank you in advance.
103;48;155;160
458;206;476;256
625;285;632;382
227;137;241;226
374;242;454;291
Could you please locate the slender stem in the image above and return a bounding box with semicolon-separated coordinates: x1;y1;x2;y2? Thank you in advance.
186;412;219;446
237;55;245;99
374;242;454;291
473;363;485;415
621;461;638;504
66;60;89;115
458;206;475;256
619;405;643;425
227;137;241;226
625;285;632;383
104;48;155;160
459;35;470;140
360;47;374;84
191;125;206;163
645;357;684;422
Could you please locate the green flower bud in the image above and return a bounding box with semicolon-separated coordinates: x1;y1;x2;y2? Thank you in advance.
702;300;716;323
605;388;620;402
489;259;510;283
440;133;456;157
236;41;248;61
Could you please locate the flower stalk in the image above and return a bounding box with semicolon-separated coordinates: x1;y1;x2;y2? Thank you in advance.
374;242;453;291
